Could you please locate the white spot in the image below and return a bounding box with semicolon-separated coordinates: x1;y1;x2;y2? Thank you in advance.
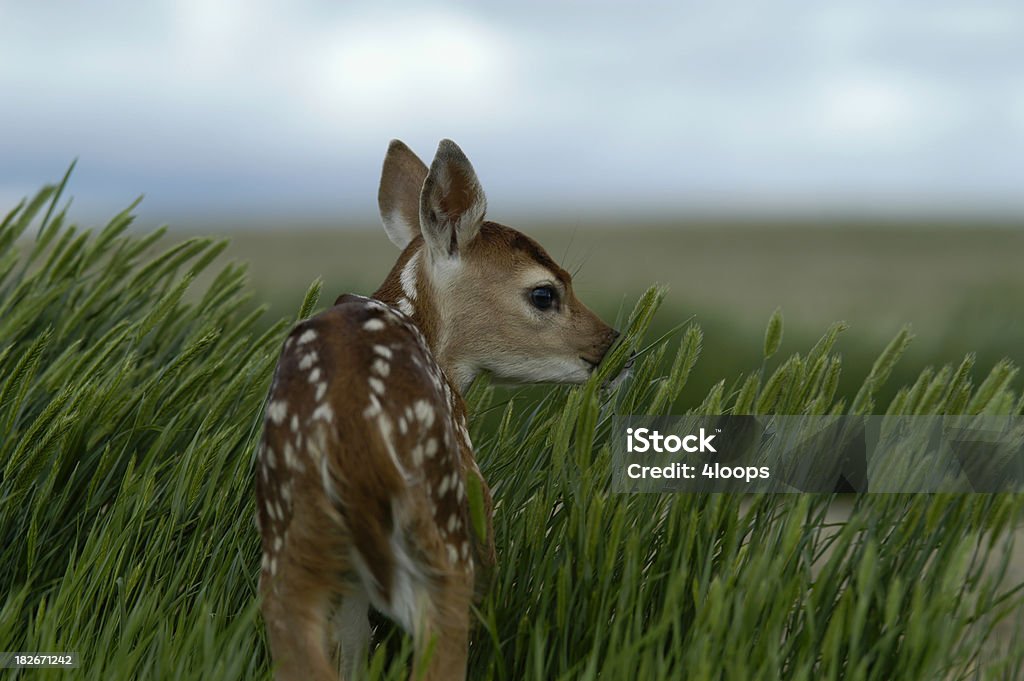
273;536;283;552
313;404;335;423
369;377;386;395
319;432;340;504
265;447;277;469
447;544;459;565
308;368;322;383
461;541;470;560
374;345;393;359
363;318;385;331
290;414;299;433
261;553;270;570
398;416;408;434
411;444;423;466
413;400;435;427
372;358;390;377
424;438;438;458
401;251;420;300
457;480;465;501
298;352;318;370
283;442;297;470
363;394;382;419
267;400;288;425
298;329;317;345
438;474;451;496
281;484;292;504
269;556;278;576
447;514;460;532
316;382;327;401
376;413;408;480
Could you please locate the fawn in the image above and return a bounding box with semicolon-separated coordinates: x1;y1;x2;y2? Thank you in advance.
256;139;620;681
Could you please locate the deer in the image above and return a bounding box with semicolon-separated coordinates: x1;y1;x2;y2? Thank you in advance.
255;139;620;681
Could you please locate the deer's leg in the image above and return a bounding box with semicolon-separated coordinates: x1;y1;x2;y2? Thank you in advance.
261;566;336;681
331;584;371;681
410;570;474;681
260;493;351;681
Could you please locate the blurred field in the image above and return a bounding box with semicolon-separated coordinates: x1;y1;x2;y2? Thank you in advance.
204;221;1024;407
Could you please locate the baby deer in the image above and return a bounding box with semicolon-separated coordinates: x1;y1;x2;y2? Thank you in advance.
256;139;619;681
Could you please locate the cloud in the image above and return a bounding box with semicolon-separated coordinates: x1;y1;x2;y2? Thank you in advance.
0;1;1022;221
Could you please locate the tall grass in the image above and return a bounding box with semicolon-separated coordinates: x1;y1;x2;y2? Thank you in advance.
1;182;1022;680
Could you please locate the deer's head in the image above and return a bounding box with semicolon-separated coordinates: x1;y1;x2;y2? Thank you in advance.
371;139;619;391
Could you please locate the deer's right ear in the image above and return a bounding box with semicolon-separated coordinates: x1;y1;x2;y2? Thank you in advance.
378;139;429;249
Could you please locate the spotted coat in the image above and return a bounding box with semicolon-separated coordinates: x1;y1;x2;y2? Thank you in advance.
256;294;495;671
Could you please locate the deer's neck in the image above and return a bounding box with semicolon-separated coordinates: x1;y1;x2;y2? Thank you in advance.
371;244;475;392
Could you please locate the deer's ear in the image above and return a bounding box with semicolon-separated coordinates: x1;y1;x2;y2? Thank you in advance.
419;139;487;261
378;139;429;249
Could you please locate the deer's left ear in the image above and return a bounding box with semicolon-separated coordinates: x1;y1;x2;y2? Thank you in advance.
419;139;487;261
378;139;429;249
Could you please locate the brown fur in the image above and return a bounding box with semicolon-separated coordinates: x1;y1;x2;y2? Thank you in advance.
257;140;614;681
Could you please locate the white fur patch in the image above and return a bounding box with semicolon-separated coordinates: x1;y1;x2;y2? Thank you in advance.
401;251;420;300
312;403;334;423
363;318;386;331
413;400;435;427
267;400;288;425
485;355;592;386
363;394;382;419
297;329;317;345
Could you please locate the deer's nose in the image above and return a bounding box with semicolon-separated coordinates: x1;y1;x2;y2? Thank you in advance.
603;328;621;356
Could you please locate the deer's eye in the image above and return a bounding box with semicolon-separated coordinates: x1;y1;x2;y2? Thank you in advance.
530;286;557;311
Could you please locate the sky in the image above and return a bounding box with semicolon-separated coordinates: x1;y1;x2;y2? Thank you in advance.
1;1;1023;225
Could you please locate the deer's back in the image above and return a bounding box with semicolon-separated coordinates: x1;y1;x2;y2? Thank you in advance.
256;294;481;624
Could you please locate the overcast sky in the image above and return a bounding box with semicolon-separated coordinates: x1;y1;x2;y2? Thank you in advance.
1;1;1022;225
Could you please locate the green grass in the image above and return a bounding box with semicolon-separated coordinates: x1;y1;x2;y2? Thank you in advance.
1;181;1023;680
